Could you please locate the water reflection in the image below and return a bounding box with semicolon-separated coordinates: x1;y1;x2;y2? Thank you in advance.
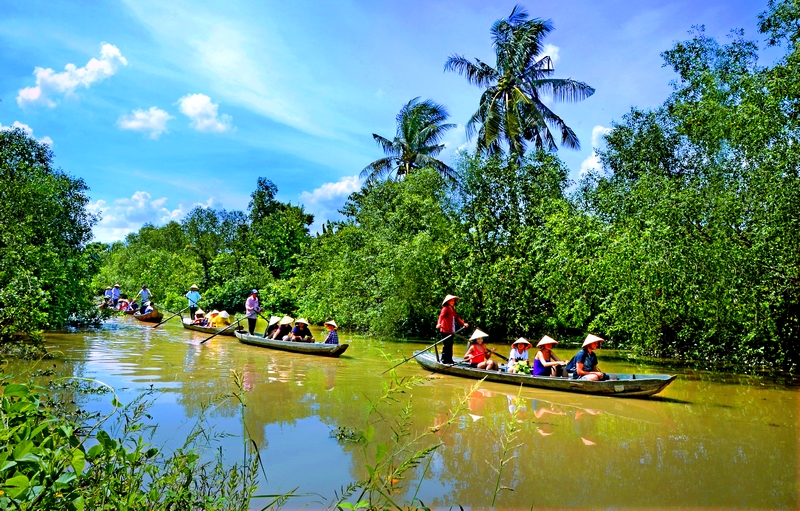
7;317;796;510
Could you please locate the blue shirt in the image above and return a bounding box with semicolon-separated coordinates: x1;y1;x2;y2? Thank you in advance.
323;330;339;345
185;290;201;307
572;349;598;378
139;288;151;302
111;287;120;300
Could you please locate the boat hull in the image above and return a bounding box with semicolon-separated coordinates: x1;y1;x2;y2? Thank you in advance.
413;351;675;397
181;318;238;336
133;310;163;323
235;331;348;357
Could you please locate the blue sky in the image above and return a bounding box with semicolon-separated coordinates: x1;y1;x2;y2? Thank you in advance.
0;0;772;241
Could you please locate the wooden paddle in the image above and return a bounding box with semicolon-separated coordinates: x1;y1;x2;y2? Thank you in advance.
151;305;191;328
199;317;245;344
381;326;467;374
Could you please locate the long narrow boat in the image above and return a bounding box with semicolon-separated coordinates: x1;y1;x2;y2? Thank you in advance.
181;317;239;336
413;351;675;397
234;331;349;357
133;310;164;323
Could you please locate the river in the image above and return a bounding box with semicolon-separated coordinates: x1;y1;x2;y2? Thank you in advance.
7;316;799;510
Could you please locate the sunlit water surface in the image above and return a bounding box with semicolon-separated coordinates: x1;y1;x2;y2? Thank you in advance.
8;316;799;510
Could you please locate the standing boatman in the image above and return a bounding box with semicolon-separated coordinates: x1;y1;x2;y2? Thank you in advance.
436;294;468;365
135;285;153;305
245;289;262;335
111;284;121;308
185;284;201;320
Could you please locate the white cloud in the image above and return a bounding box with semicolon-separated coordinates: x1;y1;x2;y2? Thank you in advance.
177;93;232;132
579;125;612;177
0;121;53;145
541;43;560;65
89;191;222;242
17;43;128;108
117;107;173;139
299;175;361;233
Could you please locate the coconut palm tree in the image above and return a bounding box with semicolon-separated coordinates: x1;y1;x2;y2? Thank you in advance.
360;97;458;184
444;5;595;158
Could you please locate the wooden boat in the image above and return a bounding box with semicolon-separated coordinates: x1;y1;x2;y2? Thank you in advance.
133;310;163;323
413;351;676;397
181;317;239;336
234;331;349;357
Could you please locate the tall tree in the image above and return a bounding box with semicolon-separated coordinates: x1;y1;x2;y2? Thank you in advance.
360;97;458;184
444;5;595;158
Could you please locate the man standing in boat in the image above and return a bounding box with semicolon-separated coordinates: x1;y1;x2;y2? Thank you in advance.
245;289;262;335
436;294;468;365
185;284;201;320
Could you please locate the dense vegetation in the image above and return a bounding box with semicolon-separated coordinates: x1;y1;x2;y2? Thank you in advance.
2;2;798;371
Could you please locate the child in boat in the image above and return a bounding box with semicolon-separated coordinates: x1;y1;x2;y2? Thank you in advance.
533;335;568;377
322;320;339;344
507;338;531;374
566;334;618;381
464;330;499;370
291;319;315;342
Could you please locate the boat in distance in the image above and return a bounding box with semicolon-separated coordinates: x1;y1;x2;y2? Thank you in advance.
181;317;239;336
133;310;164;323
413;351;675;397
234;331;349;357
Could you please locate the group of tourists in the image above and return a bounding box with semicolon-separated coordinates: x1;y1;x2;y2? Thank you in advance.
190;309;232;328
101;284;157;314
243;289;340;345
437;294;618;381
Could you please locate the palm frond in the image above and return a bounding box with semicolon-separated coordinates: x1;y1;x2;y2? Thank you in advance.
528;78;596;103
360;157;396;182
444;55;498;88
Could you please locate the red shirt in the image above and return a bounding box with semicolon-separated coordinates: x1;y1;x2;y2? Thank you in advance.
437;304;465;334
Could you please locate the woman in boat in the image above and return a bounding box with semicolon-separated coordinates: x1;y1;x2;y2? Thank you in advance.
533;336;568;377
206;310;220;326
507;338;532;374
436;294;468;365
263;316;280;338
103;286;113;304
269;316;294;340
464;330;499;371
290;319;315;342
567;334;618;381
322;320;339;345
141;301;155;314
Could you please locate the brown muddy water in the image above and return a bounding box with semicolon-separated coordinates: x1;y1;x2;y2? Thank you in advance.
6;316;799;510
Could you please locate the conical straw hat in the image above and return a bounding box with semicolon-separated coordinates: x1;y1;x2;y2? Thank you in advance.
442;294;459;305
295;318;309;325
325;320;338;328
537;335;558;347
469;329;488;341
268;315;280;327
513;337;532;347
582;334;604;347
279;316;294;325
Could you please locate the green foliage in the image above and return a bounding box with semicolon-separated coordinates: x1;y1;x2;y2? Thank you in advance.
454;150;571;339
0;128;100;341
0;375;259;510
295;169;458;334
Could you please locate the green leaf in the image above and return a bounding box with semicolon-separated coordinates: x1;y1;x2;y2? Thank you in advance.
2;384;30;398
12;440;33;460
71;449;86;474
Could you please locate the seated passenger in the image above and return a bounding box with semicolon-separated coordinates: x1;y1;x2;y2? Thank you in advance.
566;334;619;381
464;329;499;371
322;320;339;345
192;309;207;326
507;338;531;374
291;319;315;342
213;311;231;327
270;316;294;340
533;335;568;377
141;301;154;314
206;309;220;326
263;316;280;338
130;301;139;312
